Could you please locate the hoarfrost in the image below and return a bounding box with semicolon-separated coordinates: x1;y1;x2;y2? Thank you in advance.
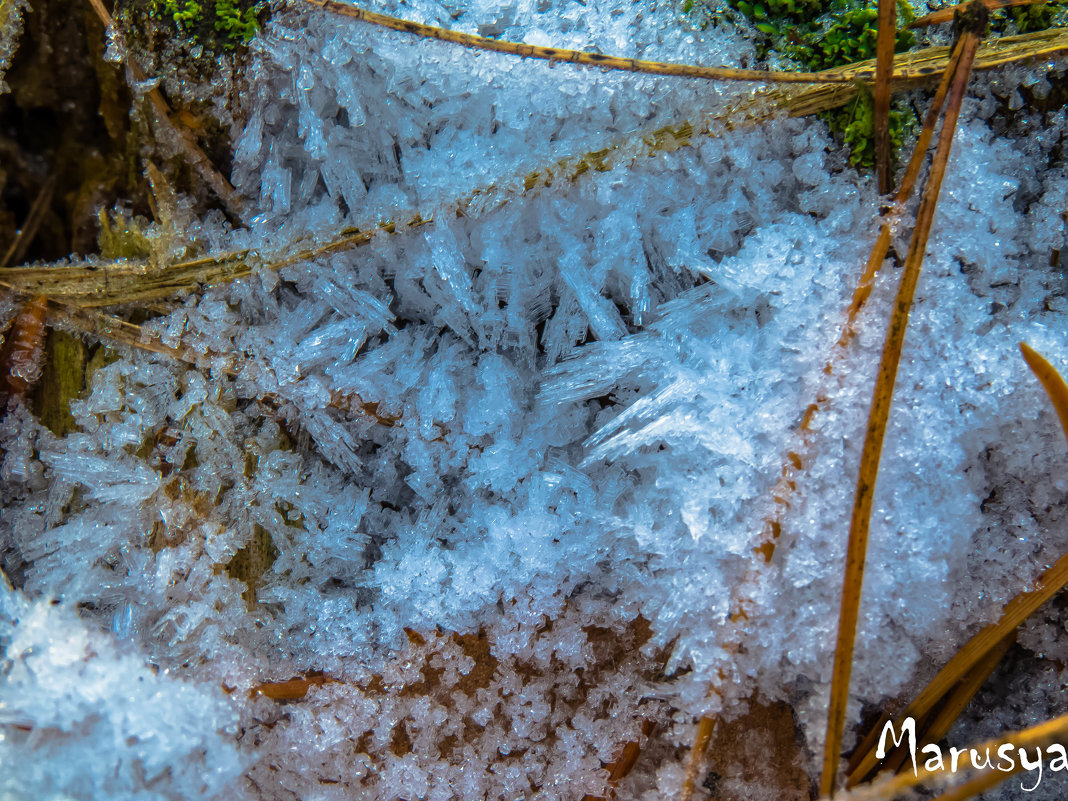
2;0;1068;798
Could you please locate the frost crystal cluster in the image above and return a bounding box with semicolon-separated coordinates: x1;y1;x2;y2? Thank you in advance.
2;0;1068;799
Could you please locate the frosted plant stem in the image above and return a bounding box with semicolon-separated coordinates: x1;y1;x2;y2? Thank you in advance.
873;0;897;196
303;0;870;84
820;17;983;797
0;280;200;367
84;0;244;221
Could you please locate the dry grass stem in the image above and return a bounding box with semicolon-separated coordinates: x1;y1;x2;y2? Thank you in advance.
0;176;55;271
873;0;897;195
820;16;984;796
1019;342;1068;444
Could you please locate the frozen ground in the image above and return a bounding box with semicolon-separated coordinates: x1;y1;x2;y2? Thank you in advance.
2;1;1068;799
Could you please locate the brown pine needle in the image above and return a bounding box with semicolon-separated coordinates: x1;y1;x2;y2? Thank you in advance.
841;34;966;353
307;0;880;85
680;714;717;801
252;672;338;700
582;719;656;801
910;0;1046;29
873;0;897;195
679;36;974;800
85;0;244;220
820;13;984;796
1019;342;1068;445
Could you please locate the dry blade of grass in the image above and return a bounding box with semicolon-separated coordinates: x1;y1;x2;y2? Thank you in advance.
307;0;870;85
873;0;897;195
0;176;55;271
820;11;985;795
1019;342;1068;446
679;31;972;801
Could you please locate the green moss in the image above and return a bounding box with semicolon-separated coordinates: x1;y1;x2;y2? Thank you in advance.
987;1;1068;34
825;88;914;170
137;0;267;52
213;0;262;43
782;5;914;72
